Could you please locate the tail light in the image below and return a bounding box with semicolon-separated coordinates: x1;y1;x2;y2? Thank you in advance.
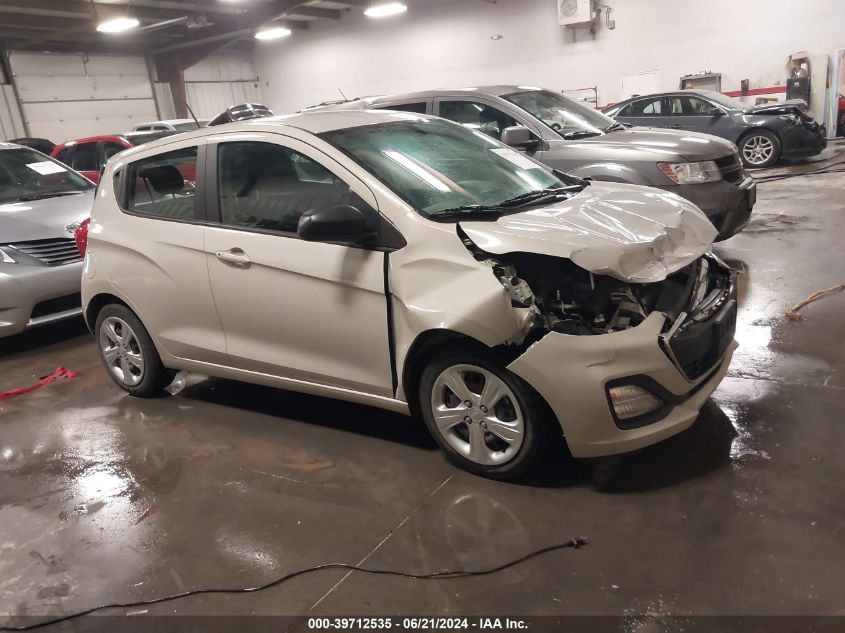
75;218;91;256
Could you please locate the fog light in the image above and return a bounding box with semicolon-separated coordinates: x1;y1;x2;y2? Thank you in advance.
608;384;663;420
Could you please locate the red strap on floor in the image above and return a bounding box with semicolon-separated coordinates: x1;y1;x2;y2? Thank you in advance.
0;367;80;401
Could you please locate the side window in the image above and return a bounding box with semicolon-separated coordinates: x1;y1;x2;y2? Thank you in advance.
376;102;427;114
72;142;99;171
135;126;151;132
668;97;685;115
125;146;197;220
438;101;519;140
627;98;663;116
687;97;720;115
103;142;126;162
217;141;352;234
55;146;74;166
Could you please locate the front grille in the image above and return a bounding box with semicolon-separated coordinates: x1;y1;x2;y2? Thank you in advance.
714;153;744;184
30;293;82;319
6;238;81;266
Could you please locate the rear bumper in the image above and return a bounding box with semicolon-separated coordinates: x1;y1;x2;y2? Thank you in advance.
0;262;83;337
664;176;755;241
507;311;737;458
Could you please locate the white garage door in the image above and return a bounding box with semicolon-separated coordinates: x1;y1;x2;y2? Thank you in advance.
9;52;159;144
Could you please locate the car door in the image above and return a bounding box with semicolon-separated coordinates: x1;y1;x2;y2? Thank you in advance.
674;96;729;136
203;133;395;397
615;96;671;128
110;138;227;364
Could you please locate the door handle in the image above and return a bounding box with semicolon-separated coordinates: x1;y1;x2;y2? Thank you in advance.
216;248;251;266
671;124;682;129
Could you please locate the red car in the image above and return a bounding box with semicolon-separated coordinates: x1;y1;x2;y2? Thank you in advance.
51;131;178;184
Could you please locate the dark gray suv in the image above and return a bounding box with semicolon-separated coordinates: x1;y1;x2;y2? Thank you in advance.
603;89;827;168
310;86;755;240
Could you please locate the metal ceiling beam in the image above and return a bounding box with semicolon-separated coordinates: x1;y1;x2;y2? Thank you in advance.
289;6;342;19
153;0;315;54
0;0;93;20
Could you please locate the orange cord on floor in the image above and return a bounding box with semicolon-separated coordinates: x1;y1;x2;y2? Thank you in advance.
786;283;845;320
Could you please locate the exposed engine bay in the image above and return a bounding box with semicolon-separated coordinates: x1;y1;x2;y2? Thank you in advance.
459;228;733;341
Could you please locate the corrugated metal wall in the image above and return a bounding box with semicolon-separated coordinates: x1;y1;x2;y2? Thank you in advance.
9;52;159;143
184;52;262;119
0;84;25;140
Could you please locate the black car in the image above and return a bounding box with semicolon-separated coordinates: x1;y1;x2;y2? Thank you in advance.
602;89;827;168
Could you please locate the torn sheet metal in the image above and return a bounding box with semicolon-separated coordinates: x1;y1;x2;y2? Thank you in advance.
459;182;718;283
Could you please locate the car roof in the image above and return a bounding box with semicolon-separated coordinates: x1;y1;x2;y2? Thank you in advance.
610;89;734;106
306;85;541;110
111;110;443;159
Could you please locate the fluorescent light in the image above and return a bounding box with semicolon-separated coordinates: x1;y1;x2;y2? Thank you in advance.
364;2;407;18
255;26;292;40
96;16;140;33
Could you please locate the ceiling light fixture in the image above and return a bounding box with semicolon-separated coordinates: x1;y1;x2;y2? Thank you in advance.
96;16;140;33
254;26;292;40
364;2;408;18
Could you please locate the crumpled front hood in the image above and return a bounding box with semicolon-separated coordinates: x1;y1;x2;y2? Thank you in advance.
459;183;718;283
0;191;94;244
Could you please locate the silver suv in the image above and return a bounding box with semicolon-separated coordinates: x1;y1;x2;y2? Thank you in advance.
80;110;737;480
311;86;756;240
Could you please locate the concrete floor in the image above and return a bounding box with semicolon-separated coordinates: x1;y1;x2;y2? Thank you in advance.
2;165;845;626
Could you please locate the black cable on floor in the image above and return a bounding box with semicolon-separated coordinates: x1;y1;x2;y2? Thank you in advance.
0;537;588;631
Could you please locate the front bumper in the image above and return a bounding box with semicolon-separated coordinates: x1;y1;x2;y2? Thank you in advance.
663;176;756;241
781;125;827;158
0;262;83;337
507;309;737;459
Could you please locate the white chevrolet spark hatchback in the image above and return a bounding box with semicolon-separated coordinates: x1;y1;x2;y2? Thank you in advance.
81;110;737;479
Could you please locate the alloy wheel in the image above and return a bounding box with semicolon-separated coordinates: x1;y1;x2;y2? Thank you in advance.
742;134;775;166
99;316;145;387
430;364;525;466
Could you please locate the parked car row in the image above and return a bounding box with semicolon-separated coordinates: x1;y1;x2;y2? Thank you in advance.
310;86;756;241
0;85;822;477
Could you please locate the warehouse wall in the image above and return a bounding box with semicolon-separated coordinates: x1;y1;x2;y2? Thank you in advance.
182;52;262;119
254;0;845;113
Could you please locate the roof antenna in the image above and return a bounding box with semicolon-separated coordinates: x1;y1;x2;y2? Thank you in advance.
185;102;201;128
338;88;348;102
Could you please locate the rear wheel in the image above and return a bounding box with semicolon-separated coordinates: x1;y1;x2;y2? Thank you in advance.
419;346;554;480
95;304;173;397
739;130;781;168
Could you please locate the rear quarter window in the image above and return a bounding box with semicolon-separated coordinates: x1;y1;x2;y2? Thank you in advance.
122;146;198;221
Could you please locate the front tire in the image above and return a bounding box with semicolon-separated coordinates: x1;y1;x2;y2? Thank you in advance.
739;129;781;168
418;346;554;480
95;304;173;397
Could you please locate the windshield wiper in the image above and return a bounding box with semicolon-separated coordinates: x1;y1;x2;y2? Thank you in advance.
17;190;88;202
428;205;503;221
496;185;586;209
561;130;603;140
604;122;629;132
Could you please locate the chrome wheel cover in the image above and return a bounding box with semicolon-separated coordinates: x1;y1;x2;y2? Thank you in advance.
430;364;525;466
99;316;145;387
742;134;775;166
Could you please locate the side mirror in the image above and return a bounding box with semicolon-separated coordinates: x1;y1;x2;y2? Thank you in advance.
297;205;369;244
500;126;540;150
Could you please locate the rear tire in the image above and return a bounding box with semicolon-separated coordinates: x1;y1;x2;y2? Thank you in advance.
418;345;555;480
738;129;781;168
95;304;173;397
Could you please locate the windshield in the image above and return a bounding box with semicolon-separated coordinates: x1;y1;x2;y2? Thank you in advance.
503;89;618;138
0;148;93;205
321;116;565;218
